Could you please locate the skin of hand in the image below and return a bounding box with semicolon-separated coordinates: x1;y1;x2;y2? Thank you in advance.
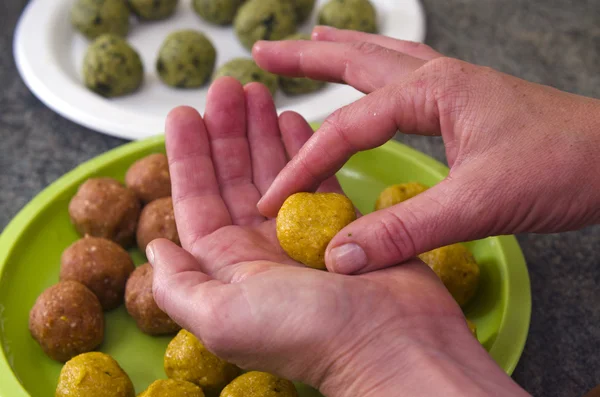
253;26;600;275
148;78;529;397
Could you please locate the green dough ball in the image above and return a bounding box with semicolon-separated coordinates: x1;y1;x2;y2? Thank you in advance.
83;34;144;98
192;0;246;25
318;0;378;33
71;0;130;40
292;0;315;24
234;0;297;50
220;372;298;397
279;33;325;95
156;30;217;88
127;0;178;20
213;58;278;96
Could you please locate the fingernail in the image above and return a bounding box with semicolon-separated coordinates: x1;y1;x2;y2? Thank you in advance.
328;243;367;274
146;244;155;266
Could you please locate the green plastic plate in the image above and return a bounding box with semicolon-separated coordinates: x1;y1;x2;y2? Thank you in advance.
0;134;531;396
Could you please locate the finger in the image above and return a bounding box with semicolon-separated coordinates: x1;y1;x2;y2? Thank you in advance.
166;106;232;249
253;39;425;94
245;83;288;195
312;26;442;61
205;77;264;226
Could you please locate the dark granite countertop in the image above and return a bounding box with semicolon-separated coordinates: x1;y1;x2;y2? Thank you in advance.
1;1;599;396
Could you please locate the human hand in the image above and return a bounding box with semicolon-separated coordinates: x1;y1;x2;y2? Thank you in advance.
253;26;600;275
148;78;526;397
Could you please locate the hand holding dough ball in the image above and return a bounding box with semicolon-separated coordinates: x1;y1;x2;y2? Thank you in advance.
279;33;326;95
71;0;130;40
125;263;180;335
276;192;356;270
418;244;481;307
136;196;179;252
157;30;217;88
29;281;104;362
138;379;205;397
55;352;134;397
375;182;429;211
234;0;297;50
125;153;171;203
220;371;298;397
60;236;135;310
213;58;278;96
291;0;316;24
318;0;378;33
193;0;246;25
69;177;141;247
128;0;178;20
164;329;240;396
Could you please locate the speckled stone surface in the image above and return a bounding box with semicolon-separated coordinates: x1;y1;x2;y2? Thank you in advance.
1;0;599;396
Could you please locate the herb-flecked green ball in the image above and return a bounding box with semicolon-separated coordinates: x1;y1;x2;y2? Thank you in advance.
213;58;278;96
292;0;316;24
234;0;297;50
127;0;179;20
83;34;144;97
71;0;130;40
279;33;326;95
318;0;378;33
192;0;246;25
156;30;217;88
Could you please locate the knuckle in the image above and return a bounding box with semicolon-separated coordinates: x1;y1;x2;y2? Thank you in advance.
373;211;418;262
349;41;387;57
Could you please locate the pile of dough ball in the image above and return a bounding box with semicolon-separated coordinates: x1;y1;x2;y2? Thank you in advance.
71;0;378;98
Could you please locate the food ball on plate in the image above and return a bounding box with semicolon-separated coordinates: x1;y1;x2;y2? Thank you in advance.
156;30;217;88
125;153;171;204
60;236;135;311
418;243;481;307
234;0;297;50
70;0;130;40
82;34;144;98
276;192;356;270
55;352;134;397
69;177;141;247
374;182;429;211
291;0;315;24
136;197;179;252
192;0;246;25
318;0;378;33
138;379;205;397
125;263;180;335
164;329;240;396
220;371;298;397
213;58;278;96
278;33;326;95
128;0;179;20
29;281;104;362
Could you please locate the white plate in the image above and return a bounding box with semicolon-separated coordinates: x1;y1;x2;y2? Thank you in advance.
14;0;426;141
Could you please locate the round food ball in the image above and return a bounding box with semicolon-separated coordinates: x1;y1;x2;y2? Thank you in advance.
192;0;245;25
164;329;240;396
234;0;297;50
29;281;104;362
138;379;205;397
69;177;141;247
374;182;429;211
128;0;178;20
125;263;180;335
279;33;325;95
418;243;481;307
125;153;171;203
276;192;356;269
83;34;144;97
318;0;378;33
213;58;278;96
221;371;298;397
60;236;135;311
71;0;130;40
291;0;315;24
56;352;134;397
157;30;217;88
466;319;478;339
136;196;179;252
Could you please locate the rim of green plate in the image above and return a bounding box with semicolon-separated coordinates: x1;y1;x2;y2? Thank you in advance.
0;132;531;396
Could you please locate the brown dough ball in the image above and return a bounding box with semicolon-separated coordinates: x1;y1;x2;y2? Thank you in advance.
125;263;180;335
136;196;180;252
60;236;135;310
125;153;171;204
29;281;104;362
69;178;141;247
